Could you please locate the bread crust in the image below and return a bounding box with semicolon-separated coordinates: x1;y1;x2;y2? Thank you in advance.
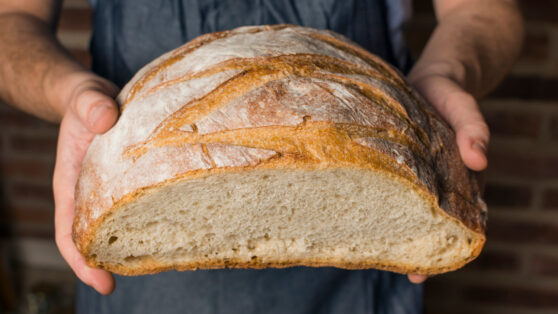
73;25;487;275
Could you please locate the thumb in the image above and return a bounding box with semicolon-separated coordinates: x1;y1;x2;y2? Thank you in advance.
73;82;120;134
411;75;489;171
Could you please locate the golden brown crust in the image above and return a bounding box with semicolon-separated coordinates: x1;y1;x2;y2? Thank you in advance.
74;24;487;275
123;24;294;107
122;53;430;160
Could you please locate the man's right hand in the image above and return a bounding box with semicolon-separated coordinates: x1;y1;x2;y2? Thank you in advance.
52;72;120;295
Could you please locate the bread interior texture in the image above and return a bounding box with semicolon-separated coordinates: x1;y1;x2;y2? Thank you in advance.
90;168;480;273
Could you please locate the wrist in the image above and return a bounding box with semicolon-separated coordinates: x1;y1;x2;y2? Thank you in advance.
407;59;467;90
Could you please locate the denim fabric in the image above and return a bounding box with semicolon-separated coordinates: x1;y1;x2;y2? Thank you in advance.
77;268;422;314
78;1;422;313
88;0;413;88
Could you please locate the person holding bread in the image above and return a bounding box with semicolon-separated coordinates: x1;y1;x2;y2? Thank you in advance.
0;0;523;313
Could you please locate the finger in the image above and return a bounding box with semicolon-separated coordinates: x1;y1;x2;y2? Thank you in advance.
412;76;489;171
74;89;120;134
55;232;115;295
407;274;428;284
445;91;489;171
455;120;489;171
53;114;115;295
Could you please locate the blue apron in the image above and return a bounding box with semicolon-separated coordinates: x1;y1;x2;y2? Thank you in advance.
78;1;422;313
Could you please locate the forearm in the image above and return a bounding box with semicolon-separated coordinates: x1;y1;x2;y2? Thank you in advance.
0;12;87;122
408;0;524;98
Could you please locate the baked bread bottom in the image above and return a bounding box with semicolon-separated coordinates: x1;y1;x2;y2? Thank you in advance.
84;167;484;275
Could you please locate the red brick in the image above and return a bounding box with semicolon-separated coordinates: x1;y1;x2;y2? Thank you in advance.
489;76;558;100
0;223;53;239
424;308;462;314
0;104;58;130
464;285;558;308
530;254;558;277
551;117;558;141
467;250;520;272
10;182;53;203
518;0;558;23
404;20;435;58
424;277;462;302
519;30;549;62
487;219;558;245
487;151;558;180
483;183;532;208
0;158;54;180
69;49;92;69
413;0;434;14
8;134;58;156
484;110;541;139
542;188;558;210
5;204;54;225
57;8;93;32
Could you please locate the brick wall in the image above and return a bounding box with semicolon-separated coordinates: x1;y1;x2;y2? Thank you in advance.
1;1;91;237
0;0;91;311
1;0;557;313
408;1;558;313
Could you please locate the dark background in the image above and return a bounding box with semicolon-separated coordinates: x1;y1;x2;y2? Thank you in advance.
1;0;557;313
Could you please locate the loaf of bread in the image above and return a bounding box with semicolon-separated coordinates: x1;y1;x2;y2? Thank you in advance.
73;25;487;276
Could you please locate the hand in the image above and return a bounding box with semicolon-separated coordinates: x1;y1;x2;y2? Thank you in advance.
407;274;428;284
408;73;489;172
52;72;120;295
403;72;490;285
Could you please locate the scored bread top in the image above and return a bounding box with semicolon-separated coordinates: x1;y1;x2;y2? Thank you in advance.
73;25;486;254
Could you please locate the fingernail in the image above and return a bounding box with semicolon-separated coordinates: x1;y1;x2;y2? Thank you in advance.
472;141;487;155
88;103;110;127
